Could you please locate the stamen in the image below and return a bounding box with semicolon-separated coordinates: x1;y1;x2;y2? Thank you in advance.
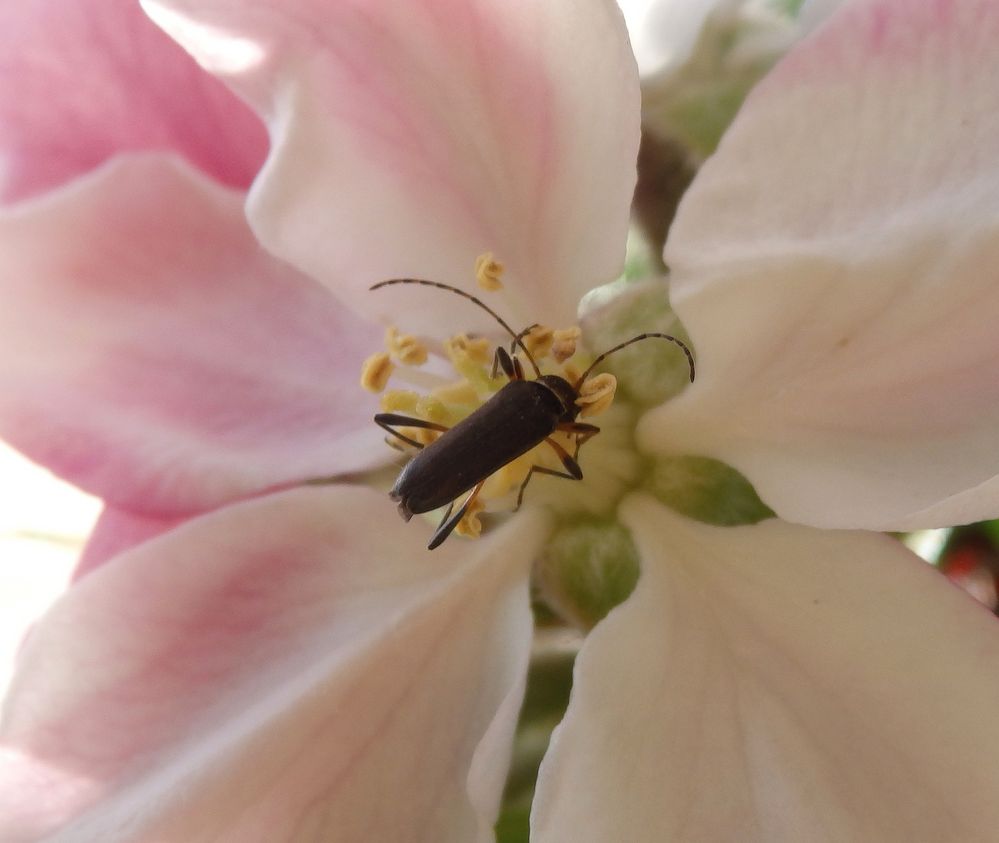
381;390;420;413
474;252;505;291
576;373;617;418
432;380;480;406
385;326;429;366
551;327;582;363
414;394;452;425
445;333;492;366
522;324;554;359
361;352;394;393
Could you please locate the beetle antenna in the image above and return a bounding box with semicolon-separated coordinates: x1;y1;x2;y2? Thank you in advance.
371;278;542;377
573;333;695;390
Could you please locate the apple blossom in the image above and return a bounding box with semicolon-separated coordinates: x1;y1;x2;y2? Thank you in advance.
2;1;999;843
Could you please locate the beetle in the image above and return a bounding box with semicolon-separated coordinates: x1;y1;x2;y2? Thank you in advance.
370;278;695;549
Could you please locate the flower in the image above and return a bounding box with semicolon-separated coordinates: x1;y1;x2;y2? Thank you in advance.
3;0;999;841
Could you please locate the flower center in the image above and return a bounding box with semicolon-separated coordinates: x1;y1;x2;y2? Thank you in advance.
361;255;625;543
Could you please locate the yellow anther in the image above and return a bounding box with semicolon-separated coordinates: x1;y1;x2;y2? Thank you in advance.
551;327;582;363
415;395;450;424
576;372;617;418
522;324;554;359
445;333;492;366
433;380;480;407
474;252;504;291
455;498;487;538
385;326;428;366
361;352;394;393
380;389;420;413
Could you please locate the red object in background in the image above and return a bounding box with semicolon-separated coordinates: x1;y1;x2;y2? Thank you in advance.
939;533;999;613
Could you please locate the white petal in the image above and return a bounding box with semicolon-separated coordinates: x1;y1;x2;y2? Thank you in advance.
144;0;640;332
0;486;548;842
618;0;723;78
533;497;999;842
645;0;999;529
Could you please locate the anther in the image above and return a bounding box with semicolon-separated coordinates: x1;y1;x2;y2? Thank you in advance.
474;252;505;291
522;325;554;359
361;352;394;393
576;373;617;418
385;326;429;366
551;327;582;363
445;333;492;366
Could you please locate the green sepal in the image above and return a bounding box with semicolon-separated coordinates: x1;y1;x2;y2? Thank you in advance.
535;518;641;630
644;455;775;526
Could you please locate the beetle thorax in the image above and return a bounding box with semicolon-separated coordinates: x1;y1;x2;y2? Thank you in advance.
535;374;580;421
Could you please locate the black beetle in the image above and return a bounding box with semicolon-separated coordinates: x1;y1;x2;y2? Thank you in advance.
370;279;695;549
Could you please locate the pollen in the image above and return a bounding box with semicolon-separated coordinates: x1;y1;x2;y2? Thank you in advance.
551;326;582;363
360;352;394;393
576;372;617;418
385;326;428;366
474;252;505;291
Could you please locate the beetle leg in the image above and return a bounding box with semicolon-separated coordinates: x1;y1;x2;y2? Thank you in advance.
374;413;450;450
428;481;485;550
556;421;601;456
491;345;522;381
515;466;582;511
544;436;583;479
514;436;585;511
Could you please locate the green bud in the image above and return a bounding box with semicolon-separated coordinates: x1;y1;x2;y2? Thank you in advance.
578;278;694;408
644;455;775;526
536;518;641;630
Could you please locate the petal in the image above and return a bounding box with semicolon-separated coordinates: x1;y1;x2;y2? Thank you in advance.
533;497;999;842
0;486;549;842
618;0;723;78
0;0;266;202
143;0;640;331
0;446;99;689
75;507;188;580
645;0;999;529
0;154;385;515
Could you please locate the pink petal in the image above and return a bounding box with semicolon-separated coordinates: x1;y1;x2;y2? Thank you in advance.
75;507;188;580
0;0;267;202
645;0;999;529
533;497;999;841
0;154;385;516
143;0;640;331
0;486;548;841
